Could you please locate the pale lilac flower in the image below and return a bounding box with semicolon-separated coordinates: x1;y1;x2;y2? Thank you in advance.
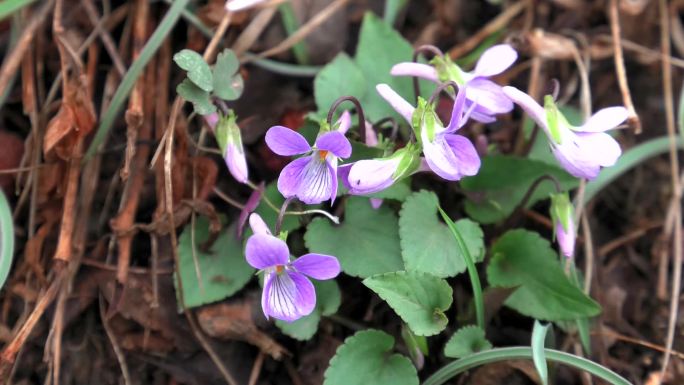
339;155;403;195
209;112;249;184
503;86;627;179
225;0;266;12
265;125;351;204
245;213;340;322
391;44;518;121
376;84;481;181
550;193;576;258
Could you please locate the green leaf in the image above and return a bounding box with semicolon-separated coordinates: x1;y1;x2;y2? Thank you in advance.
363;271;452;336
399;191;484;277
444;325;492;358
401;324;428;366
313;12;425;123
305;197;403;277
324;329;418;385
276;280;341;340
173;49;213;91
532;320;551;385
461;155;579;224
0;189;14;290
314;53;366;120
487;229;601;321
212;49;244;101
354;12;415;122
0;0;37;22
176;217;253;308
176;79;216;115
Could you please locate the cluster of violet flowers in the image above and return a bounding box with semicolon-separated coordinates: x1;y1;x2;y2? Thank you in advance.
215;41;628;322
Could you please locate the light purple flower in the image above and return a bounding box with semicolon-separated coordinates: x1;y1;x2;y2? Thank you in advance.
550;192;576;258
377;84;481;181
265;125;352;204
208;112;249;184
391;44;518;121
245;213;340;322
339;156;402;195
555;219;575;258
503;86;627;179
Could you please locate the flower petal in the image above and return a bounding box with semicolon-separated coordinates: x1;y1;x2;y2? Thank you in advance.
316;131;352;158
245;233;289;269
337;163;353;191
265;125;311;156
346;158;400;194
390;62;440;82
466;78;513;114
423;134;480;180
248;212;271;236
577;107;628;133
443;134;481;177
262;271;315;322
327;157;339;204
225;143;249;183
336;110;352;134
575;132;622;167
376;84;415;125
503;86;547;129
278;155;333;204
446;85;468;133
556;220;575;258
473;44;518;77
292;253;341;280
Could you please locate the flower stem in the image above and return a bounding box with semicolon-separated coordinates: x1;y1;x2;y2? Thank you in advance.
427;80;460;107
326;96;367;144
412;44;444;101
275;197;295;235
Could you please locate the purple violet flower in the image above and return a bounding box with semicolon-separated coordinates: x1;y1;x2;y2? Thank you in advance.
245;213;341;322
265;125;352;204
503;86;627;180
550;193;576;258
391;44;518;122
208;111;249;184
376;83;481;181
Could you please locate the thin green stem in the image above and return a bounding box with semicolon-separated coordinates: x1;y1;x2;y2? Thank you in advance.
439;208;485;331
0;189;14;290
422;347;632;385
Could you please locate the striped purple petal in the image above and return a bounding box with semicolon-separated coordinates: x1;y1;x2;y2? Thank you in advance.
245;233;289;269
265;126;311;156
277;155;334;204
262;271;316;322
316;131;352;158
291;253;340;280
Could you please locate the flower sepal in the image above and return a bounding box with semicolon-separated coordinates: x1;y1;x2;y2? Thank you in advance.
550;192;574;234
430;55;466;85
392;144;422;180
412;97;440;143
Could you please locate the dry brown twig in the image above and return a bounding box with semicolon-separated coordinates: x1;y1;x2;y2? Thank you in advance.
657;0;683;381
608;0;642;134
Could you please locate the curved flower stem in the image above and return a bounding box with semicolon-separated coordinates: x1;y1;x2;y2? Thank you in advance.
326;96;367;144
504;174;564;229
372;117;399;142
422;347;632;385
412;44;444;101
286;209;339;224
427;80;460;107
275;197;295;235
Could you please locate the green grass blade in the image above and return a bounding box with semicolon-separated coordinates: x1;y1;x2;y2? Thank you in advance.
0;0;37;21
383;0;408;26
532;321;551;385
438;207;485;332
84;0;191;159
583;136;684;204
0;189;15;291
279;2;309;64
422;347;633;385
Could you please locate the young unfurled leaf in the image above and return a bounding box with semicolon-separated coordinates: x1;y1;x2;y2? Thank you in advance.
305;197;403;278
176;217;253;308
443;325;492;358
532;320;552;385
399;191;484;277
173;49;213;91
176;79;216;115
363;271;452;336
212;49;244;101
324;330;418;385
275;280;341;340
487;229;601;320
